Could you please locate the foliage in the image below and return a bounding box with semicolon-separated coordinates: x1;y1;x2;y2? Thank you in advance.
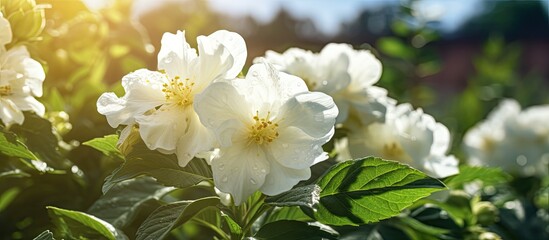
0;0;547;240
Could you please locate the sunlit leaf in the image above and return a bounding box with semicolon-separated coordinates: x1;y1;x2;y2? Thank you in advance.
0;127;37;160
314;157;446;226
83;135;123;160
444;165;511;188
136;197;220;240
47;206;127;240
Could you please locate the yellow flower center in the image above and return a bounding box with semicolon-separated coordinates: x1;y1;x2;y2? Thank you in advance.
382;142;407;161
249;111;279;145
0;85;12;96
162;76;194;107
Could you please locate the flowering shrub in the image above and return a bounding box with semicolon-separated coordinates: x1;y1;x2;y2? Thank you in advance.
0;1;548;240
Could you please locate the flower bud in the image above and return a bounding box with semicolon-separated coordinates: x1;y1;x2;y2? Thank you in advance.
46;111;72;135
0;0;45;42
473;201;499;226
117;125;140;156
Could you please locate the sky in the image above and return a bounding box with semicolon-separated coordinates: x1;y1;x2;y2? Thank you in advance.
82;0;518;36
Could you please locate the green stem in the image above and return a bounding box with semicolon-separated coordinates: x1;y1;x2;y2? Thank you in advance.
191;218;230;240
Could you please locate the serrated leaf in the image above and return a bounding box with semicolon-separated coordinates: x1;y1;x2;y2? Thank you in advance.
254;220;338;240
444;165;511;188
315;157;446;226
83;135;123;160
33;230;55;240
47;206;127;240
102;138;211;193
0;127;37;160
88;177;173;228
265;184;320;209
136;197;220;240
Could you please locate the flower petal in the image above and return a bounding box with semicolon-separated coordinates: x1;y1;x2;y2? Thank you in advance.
422;155;459;178
212;142;270;205
207;30;247;78
136;105;188;152
97;69;165;127
157;30;197;78
0;98;23;126
174;112;216;166
270;126;332;169
278;91;338;138
195;35;233;90
8;94;45;116
194;81;251;133
20;57;45;97
260;160;311;196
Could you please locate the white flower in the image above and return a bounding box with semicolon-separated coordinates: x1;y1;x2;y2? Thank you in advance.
97;30;247;166
258;43;395;124
0;13;45;127
194;63;338;205
463;99;549;177
340;103;459;178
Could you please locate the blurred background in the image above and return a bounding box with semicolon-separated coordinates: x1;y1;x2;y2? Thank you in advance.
36;0;549;140
2;0;548;238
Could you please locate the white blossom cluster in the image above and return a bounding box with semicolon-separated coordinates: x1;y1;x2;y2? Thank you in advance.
0;13;45;127
463;99;549;177
261;44;459;179
98;30;337;205
98;30;462;204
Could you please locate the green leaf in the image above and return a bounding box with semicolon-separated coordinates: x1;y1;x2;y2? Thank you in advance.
221;212;242;239
264;207;314;223
136;197;220;240
265;184;320;209
0;127;37;160
47;206;127;240
377;37;414;60
254;220;338;240
10;113;69;169
0;187;20;212
314;157;446;226
33;230;55;240
88;177;173;228
444;165;511;188
102;138;211;193
83;135;123;160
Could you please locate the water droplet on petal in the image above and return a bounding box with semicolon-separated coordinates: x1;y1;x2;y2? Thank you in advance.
322;80;328;86
218;163;225;170
252;71;258;77
260;169;267;174
164;57;173;63
222;175;228;182
250;178;257;184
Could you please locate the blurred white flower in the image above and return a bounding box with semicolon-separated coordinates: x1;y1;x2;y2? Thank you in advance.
195;63;338;205
0;13;45;127
258;43;394;124
340;103;459;178
97;30;247;166
463;99;549;177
